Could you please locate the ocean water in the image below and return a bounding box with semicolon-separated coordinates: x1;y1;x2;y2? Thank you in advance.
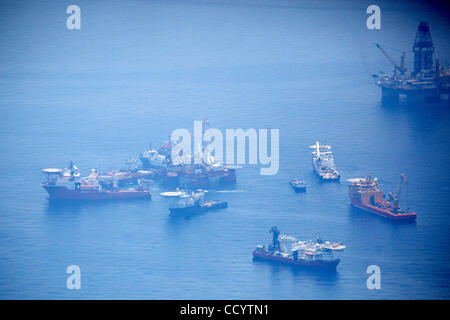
0;0;449;299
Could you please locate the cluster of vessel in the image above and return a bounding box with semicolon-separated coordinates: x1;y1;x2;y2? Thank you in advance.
41;135;417;270
139;141;236;187
289;140;416;222
289;141;339;193
41;135;234;217
39;23;436;273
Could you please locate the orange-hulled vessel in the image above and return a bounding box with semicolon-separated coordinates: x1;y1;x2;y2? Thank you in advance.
347;174;416;221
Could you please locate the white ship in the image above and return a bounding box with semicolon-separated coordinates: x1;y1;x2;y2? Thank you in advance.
139;148;166;168
309;141;340;181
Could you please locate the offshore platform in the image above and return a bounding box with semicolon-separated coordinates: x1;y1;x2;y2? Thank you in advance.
373;22;450;103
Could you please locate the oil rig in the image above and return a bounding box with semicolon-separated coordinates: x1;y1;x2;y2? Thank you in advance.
373;22;450;103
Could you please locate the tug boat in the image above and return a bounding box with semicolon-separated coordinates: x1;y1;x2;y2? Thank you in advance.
252;227;343;270
289;179;307;192
41;165;151;200
309;142;340;181
347;174;416;221
168;191;227;216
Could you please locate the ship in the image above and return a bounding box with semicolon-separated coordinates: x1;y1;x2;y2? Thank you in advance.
309;142;340;181
97;159;157;188
139;146;167;168
347;174;416;221
97;169;156;188
168;191;227;216
373;22;450;103
145;142;237;187
41;165;151;200
252;226;344;270
289;179;307;192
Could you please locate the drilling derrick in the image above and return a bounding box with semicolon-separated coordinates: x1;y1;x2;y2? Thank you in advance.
374;21;449;103
413;22;434;76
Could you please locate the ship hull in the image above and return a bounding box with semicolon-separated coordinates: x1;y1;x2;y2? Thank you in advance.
312;167;340;182
252;250;340;269
42;185;151;200
351;200;416;221
312;159;340;182
169;201;227;216
289;182;306;193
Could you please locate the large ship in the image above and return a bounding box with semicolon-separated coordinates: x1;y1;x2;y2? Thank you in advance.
252;226;344;270
309;142;340;181
143;140;237;187
347;174;416;221
41;165;151;200
373;22;450;103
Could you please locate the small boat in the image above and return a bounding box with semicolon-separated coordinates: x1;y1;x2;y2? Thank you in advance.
168;191;227;216
289;179;307;192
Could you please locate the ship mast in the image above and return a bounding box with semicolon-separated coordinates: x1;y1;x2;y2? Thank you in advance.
413;21;434;76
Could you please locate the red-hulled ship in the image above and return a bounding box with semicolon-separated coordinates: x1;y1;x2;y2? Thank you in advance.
41;167;151;200
347;174;416;221
252;227;343;270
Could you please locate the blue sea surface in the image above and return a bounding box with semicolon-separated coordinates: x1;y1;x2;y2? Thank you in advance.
0;0;449;299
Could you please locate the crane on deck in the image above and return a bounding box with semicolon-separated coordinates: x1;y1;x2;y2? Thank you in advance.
387;173;408;210
376;43;407;75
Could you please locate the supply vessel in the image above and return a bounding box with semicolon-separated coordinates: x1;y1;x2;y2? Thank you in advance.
309;142;340;181
252;226;344;270
41;164;151;200
347;174;416;221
